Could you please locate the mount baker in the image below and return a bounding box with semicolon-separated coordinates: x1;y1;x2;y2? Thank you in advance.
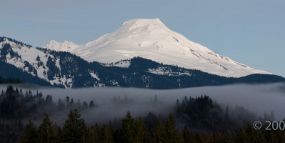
0;18;284;88
47;18;269;78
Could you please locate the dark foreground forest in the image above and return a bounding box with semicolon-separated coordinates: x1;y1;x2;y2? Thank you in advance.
0;86;285;143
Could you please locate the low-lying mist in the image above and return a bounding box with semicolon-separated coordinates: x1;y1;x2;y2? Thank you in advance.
1;83;285;124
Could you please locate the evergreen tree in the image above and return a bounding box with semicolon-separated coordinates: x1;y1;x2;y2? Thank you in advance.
134;118;146;143
83;101;88;109
38;114;57;143
99;125;114;143
89;100;95;108
54;126;63;143
63;110;87;143
165;115;180;143
154;120;166;143
121;112;135;143
86;125;100;143
20;121;38;143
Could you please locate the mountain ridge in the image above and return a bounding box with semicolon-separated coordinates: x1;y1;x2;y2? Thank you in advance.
46;18;269;78
1;36;284;89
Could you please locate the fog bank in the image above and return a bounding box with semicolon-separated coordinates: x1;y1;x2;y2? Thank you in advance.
1;83;285;122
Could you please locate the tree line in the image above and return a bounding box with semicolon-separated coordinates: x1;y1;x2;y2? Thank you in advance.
0;86;96;143
19;110;285;143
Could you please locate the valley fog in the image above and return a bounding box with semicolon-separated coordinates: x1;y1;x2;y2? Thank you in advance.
1;83;285;123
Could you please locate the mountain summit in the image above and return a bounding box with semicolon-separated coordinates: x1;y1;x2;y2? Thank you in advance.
46;18;269;77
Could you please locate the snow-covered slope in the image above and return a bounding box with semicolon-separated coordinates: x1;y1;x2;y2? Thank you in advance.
46;18;269;77
0;37;105;88
0;38;73;87
46;40;81;52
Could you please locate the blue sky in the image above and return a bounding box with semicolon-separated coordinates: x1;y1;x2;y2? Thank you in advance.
0;0;284;76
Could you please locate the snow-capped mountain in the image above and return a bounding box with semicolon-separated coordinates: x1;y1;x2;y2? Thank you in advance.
0;37;62;85
46;18;269;77
0;37;284;88
0;37;100;88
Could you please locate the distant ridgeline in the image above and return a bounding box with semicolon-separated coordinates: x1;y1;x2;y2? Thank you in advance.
0;37;284;89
